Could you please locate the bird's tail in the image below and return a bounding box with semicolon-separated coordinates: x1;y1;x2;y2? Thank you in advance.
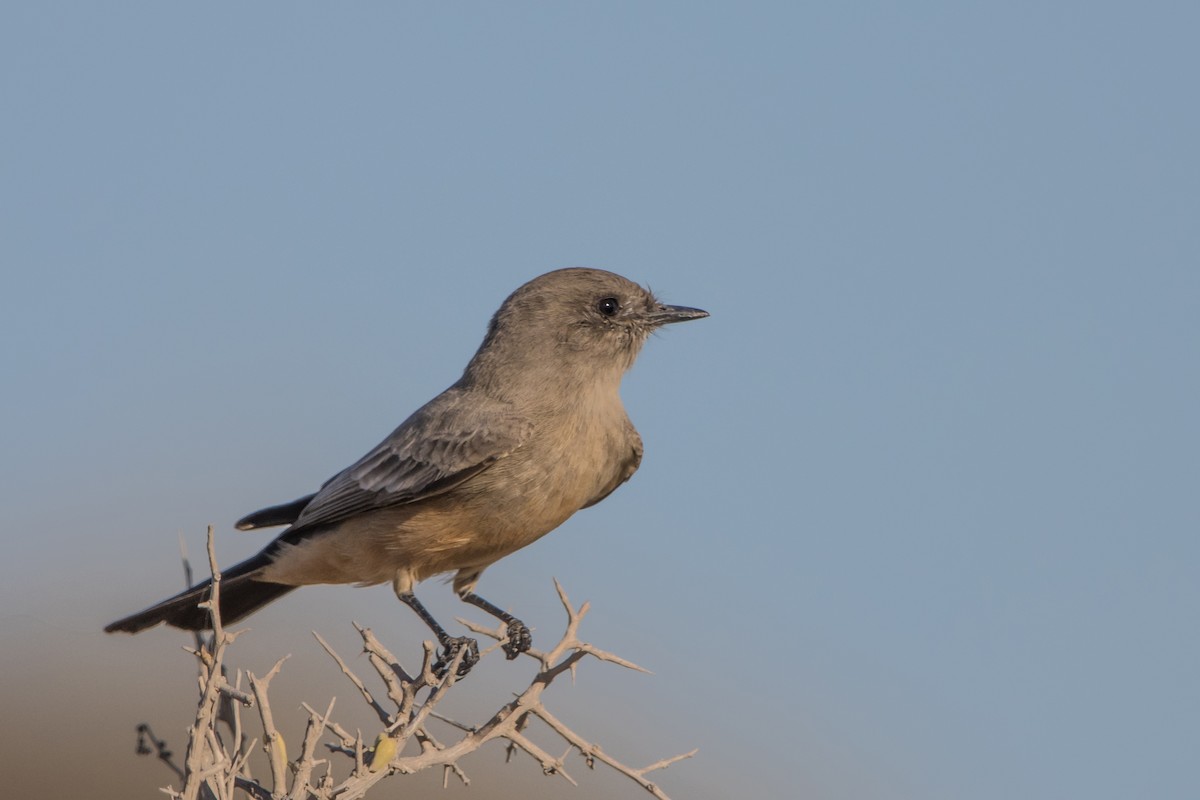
104;553;296;633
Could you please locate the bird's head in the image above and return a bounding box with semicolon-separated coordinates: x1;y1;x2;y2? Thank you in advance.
466;268;708;391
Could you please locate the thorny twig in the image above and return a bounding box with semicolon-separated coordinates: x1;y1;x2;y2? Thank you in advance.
136;532;694;799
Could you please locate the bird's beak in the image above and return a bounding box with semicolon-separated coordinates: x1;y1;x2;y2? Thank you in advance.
646;304;710;326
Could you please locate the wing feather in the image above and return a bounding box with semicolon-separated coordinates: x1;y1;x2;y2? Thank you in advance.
286;387;532;534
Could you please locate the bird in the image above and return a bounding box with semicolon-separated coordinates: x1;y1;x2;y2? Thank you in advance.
105;267;708;675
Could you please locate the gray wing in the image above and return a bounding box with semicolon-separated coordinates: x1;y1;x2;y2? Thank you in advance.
287;387;533;534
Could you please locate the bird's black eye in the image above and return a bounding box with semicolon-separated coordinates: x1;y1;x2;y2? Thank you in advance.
597;297;620;317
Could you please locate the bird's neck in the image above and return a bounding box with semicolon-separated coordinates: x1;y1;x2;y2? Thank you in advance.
459;345;627;413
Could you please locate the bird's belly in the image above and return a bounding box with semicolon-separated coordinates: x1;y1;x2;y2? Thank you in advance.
259;482;586;588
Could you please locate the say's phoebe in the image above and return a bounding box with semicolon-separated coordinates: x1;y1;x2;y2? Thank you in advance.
106;267;707;674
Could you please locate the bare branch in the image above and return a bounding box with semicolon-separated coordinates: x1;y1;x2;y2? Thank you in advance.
247;656;290;795
292;697;336;796
135;532;692;800
313;631;390;725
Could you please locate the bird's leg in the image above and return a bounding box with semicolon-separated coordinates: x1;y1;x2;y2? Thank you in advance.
458;591;532;659
396;592;478;678
450;569;531;659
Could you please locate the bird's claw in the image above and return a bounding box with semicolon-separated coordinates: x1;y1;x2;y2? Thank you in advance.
433;636;479;679
501;619;532;659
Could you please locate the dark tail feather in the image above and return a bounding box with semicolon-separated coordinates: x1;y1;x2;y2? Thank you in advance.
235;493;316;530
104;553;296;633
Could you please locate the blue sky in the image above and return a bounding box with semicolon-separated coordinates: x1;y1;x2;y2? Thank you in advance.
2;3;1198;798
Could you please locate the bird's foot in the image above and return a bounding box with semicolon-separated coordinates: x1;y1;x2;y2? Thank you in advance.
433;636;479;679
501;618;532;659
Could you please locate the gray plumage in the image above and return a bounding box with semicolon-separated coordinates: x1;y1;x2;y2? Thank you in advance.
105;268;707;670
